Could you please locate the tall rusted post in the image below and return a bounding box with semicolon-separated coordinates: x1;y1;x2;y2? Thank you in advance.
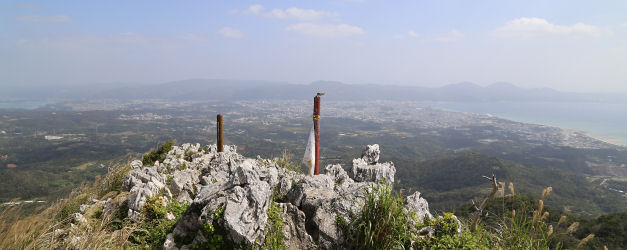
217;114;223;152
313;93;323;175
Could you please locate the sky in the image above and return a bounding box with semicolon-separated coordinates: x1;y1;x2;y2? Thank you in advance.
1;0;627;92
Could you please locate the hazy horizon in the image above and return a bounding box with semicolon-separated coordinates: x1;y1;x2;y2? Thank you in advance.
2;1;627;93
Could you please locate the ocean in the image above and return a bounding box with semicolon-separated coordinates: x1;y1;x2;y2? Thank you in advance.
430;102;627;146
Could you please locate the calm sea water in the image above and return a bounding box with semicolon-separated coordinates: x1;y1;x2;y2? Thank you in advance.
431;102;627;146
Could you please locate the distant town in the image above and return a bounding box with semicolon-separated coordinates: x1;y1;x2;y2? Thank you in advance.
45;99;621;151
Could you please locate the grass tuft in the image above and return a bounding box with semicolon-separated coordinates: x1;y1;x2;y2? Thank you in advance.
339;183;413;249
274;150;302;174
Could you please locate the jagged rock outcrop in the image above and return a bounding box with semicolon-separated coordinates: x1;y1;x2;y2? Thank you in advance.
361;144;380;164
347;144;396;187
122;164;169;221
405;191;433;223
120;142;437;249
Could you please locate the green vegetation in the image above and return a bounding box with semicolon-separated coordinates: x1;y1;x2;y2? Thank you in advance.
0;162;139;249
0;107;626;248
1;109;625;218
395;153;627;216
338;183;414;249
142;140;174;166
338;183;564;250
56;192;90;220
92;207;104;219
130;193;189;249
575;212;627;249
413;214;493;249
262;202;286;249
189;205;240;250
0;156;623;249
456;193;627;249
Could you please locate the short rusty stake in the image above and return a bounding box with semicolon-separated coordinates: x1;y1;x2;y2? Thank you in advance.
217;114;223;152
313;93;324;175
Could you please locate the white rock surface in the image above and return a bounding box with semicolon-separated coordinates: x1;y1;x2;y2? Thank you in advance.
119;143;437;249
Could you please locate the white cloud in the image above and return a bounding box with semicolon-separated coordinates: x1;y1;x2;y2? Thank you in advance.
176;33;210;42
622;22;627;27
244;4;264;14
286;23;364;37
238;5;337;20
229;4;263;15
219;27;244;38
435;30;463;42
265;7;337;20
493;17;601;38
16;15;72;23
394;30;419;39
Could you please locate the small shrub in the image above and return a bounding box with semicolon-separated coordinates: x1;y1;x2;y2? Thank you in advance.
178;162;187;171
190;205;245;250
184;149;194;162
110;200;129;230
129;193;188;249
142;140;174;166
92;208;103;219
426;213;460;237
414;214;494;249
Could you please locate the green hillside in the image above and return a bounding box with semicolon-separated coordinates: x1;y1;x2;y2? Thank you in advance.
395;153;627;216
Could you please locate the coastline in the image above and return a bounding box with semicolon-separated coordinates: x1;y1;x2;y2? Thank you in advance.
429;101;627;148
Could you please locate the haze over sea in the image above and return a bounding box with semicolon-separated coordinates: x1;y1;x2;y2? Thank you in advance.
433;101;627;146
0;100;50;110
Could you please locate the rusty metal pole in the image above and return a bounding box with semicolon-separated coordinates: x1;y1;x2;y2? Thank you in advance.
217;114;223;152
313;94;321;175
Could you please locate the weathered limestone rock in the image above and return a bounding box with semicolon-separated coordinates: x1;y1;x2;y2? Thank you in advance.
286;174;334;208
278;203;315;250
361;144;380;164
324;164;352;185
169;169;199;203
123;166;168;221
349;159;395;186
405;191;433;223
79;204;90;214
223;182;270;244
117;143;435;249
130;159;143;169
449;214;463;234
73;213;88;225
163;234;177;250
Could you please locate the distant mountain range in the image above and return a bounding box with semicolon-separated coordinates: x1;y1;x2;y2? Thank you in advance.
4;79;626;103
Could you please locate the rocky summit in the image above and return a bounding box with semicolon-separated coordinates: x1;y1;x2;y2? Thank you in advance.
95;143;433;249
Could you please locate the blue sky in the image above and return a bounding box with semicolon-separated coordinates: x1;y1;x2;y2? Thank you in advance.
2;0;627;92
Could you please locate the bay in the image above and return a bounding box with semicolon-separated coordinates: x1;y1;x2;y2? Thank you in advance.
431;101;627;146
